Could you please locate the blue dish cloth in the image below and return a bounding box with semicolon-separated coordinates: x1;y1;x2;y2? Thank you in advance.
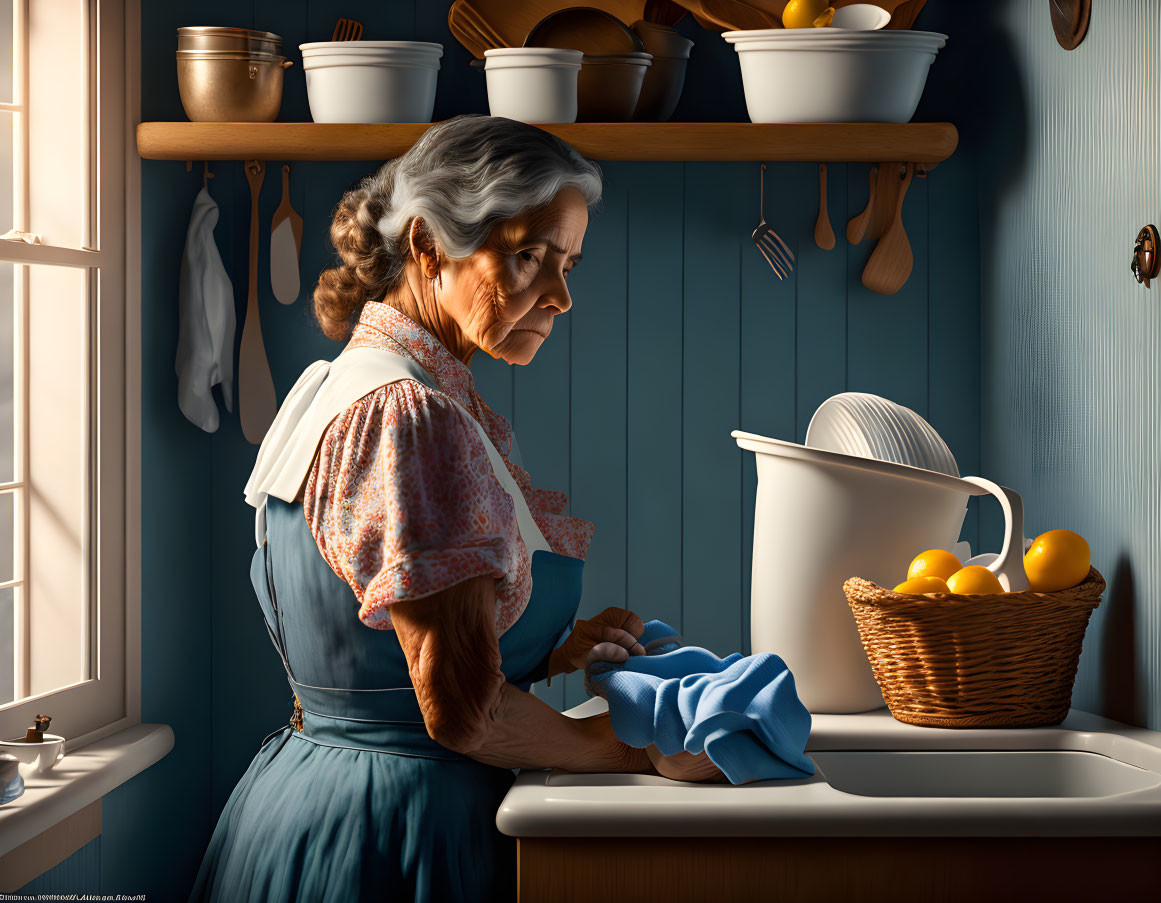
585;620;814;785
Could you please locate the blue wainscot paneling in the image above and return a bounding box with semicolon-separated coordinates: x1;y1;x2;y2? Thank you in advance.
24;0;980;896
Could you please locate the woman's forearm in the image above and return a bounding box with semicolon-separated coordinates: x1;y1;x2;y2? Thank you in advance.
390;576;649;773
462;683;650;772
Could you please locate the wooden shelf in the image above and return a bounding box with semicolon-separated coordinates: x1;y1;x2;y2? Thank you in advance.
136;121;958;163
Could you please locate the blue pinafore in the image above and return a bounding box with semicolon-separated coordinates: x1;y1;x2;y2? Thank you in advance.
190;348;584;903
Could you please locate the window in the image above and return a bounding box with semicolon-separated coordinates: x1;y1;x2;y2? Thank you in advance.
0;0;134;745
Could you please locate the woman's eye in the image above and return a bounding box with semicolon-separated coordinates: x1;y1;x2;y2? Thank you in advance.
518;250;536;263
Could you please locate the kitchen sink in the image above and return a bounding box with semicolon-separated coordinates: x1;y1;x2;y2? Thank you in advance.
498;702;1161;838
810;749;1161;798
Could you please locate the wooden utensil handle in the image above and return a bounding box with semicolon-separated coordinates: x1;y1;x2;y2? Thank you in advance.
846;165;877;245
245;160;264;298
894;162;914;215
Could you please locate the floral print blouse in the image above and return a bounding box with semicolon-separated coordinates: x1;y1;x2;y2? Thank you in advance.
302;302;594;633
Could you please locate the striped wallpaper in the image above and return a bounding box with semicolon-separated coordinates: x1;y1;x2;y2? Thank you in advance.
972;1;1161;733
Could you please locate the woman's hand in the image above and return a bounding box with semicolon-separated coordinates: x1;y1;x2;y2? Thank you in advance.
646;746;729;784
548;606;646;677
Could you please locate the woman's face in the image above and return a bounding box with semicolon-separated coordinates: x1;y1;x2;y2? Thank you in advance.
428;186;589;366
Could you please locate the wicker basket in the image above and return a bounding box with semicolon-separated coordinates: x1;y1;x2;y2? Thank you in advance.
843;567;1105;728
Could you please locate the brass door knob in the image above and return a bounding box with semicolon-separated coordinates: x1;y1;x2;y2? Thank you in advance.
1131;225;1160;287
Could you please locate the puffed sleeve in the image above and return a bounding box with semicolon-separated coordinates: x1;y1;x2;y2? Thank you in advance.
302;379;525;630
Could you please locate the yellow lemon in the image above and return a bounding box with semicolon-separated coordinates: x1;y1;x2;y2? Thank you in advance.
894;575;950;594
906;549;962;583
947;565;1004;595
782;0;833;28
1024;529;1091;592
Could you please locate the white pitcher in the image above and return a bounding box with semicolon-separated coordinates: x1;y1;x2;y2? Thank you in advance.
733;431;1026;714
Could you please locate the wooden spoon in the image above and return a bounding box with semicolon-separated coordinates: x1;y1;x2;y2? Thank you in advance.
270;164;303;305
846;164;877;244
682;0;780;30
239;160;278;444
814;163;835;250
861;163;914;295
885;0;926;28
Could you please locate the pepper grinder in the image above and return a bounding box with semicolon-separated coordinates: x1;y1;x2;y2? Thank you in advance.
24;714;50;743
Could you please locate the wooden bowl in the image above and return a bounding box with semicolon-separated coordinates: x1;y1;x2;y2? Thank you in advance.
524;6;644;55
630;21;693;121
577;51;652;121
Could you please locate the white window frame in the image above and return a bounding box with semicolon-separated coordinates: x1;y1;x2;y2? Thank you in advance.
0;0;140;749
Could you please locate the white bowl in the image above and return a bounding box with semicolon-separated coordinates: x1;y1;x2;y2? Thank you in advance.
0;733;66;774
806;397;874;459
806;392;958;476
299;41;442;123
484;48;583;124
721;29;946;123
852;393;958;475
830;3;893;29
299;40;444;54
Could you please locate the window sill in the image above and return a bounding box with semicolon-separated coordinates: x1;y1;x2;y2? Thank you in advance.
0;723;174;861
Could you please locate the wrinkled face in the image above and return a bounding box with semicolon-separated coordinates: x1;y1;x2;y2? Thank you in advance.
435;186;588;366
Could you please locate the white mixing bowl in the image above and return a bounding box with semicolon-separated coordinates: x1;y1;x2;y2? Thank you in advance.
484;48;583;124
721;29;947;123
299;41;443;123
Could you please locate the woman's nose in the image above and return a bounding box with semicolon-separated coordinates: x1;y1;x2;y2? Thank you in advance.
541;273;572;314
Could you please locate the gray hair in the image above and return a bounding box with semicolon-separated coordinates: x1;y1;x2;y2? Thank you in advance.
313;115;603;341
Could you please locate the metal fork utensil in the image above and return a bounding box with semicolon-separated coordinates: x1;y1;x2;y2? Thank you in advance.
752;163;795;279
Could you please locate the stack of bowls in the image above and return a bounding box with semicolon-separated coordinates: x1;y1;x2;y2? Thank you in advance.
521;8;652;123
721;28;948;123
630;20;693;122
805;392;959;477
176;26;291;122
299;41;443;123
575;51;653;120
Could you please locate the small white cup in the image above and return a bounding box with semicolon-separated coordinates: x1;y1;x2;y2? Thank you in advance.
0;733;66;775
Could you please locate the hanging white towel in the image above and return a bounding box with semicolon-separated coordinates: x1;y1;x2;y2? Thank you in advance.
176;185;236;432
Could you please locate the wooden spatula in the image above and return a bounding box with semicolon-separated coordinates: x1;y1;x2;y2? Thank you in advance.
239;160;278;444
861;163;914;295
332;17;363;41
270;165;303;305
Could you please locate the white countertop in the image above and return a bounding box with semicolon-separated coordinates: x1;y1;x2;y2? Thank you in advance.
497;701;1161;838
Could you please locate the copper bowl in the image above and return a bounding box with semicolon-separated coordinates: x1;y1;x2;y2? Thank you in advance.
177;26;282;55
176;50;292;122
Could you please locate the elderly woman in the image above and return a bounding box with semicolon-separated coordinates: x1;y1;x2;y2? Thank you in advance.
189;116;719;903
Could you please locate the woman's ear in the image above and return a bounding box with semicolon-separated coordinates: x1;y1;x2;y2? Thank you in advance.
408;217;440;280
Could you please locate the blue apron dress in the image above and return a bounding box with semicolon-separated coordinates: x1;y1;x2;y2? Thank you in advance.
189;348;584;903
